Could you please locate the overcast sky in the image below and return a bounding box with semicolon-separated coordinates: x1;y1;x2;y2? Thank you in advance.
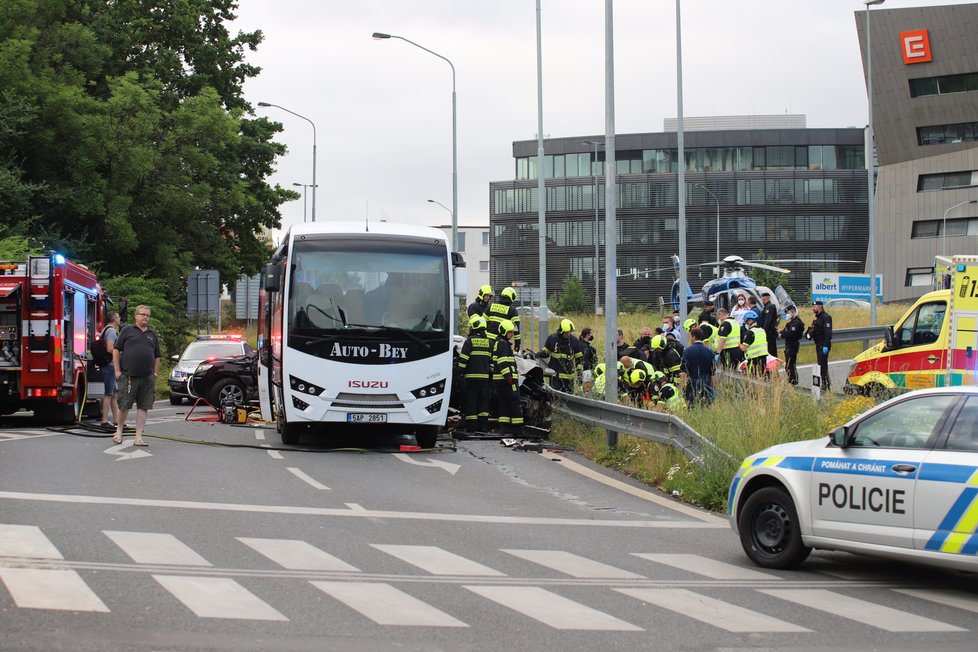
234;0;964;235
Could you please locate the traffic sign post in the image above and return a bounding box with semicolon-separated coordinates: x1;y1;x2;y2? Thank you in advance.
188;269;221;333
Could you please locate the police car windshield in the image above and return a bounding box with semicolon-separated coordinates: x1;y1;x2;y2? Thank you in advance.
181;340;247;360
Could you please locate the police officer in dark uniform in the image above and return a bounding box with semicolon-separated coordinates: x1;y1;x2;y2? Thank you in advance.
807;300;833;390
759;291;779;358
779;304;804;385
697;298;719;328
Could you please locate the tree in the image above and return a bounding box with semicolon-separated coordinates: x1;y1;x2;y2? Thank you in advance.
551;276;592;314
751;249;790;292
0;0;296;313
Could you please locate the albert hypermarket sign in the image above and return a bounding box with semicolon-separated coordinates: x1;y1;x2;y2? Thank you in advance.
811;273;883;303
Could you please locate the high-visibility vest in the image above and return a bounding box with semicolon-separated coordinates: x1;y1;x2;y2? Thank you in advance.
720;318;741;350
746;327;768;360
699;323;718;351
660;383;684;409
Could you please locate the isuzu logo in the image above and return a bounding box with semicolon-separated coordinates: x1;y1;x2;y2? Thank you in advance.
348;380;389;388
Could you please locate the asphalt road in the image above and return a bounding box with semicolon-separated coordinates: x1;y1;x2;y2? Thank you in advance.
0;402;976;651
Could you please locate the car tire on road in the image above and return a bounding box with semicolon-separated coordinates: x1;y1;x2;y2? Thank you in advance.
738;486;811;569
210;378;245;407
169;394;183;405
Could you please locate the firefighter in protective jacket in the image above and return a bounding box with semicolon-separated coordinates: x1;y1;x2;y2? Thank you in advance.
492;319;523;434
486;286;521;351
540;319;582;392
456;313;492;433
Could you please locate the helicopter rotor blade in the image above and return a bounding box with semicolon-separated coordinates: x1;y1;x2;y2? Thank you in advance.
739;260;791;274
763;258;862;264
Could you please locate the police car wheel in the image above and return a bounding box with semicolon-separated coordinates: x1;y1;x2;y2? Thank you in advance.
739;487;811;569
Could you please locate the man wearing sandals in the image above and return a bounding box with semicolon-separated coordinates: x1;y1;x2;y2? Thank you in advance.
113;306;161;447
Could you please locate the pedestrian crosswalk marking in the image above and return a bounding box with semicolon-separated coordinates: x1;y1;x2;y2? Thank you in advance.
615;588;809;632
502;549;644;579
0;524;63;559
238;537;360;572
153;575;287;621
371;544;506;576
312;580;468;627
759;588;966;632
104;531;212;566
894;588;978;614
0;568;109;612
464;585;643;631
632;553;782;580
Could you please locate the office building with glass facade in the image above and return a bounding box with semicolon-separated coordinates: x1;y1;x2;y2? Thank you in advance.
857;3;978;301
488;121;869;308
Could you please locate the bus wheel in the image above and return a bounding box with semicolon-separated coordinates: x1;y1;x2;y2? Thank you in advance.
278;413;300;445
415;426;439;449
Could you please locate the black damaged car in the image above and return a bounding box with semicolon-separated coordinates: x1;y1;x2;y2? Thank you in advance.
189;351;258;407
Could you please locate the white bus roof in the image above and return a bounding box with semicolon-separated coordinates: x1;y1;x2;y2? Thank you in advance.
287;221;448;243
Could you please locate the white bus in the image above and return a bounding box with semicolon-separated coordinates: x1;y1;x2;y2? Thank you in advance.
257;222;466;447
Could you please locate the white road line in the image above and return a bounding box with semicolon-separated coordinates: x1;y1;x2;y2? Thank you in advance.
894;588;978;614
265;448;283;460
464;585;643;631
254;430;266;441
0;491;725;529
238;537;359;572
153;575;287;621
312;581;467;627
502;549;644;579
758;589;966;632
632;553;781;580
615;588;809;633
0;524;63;559
540;453;725;524
0;568;109;612
104;531;212;566
286;467;330;491
371;544;505;577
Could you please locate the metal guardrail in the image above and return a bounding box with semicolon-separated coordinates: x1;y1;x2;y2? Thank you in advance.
546;387;732;466
795;325;890;351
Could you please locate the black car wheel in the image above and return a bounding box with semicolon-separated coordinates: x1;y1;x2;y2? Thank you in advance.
210;378;245;406
738;486;811;569
169;394;183;405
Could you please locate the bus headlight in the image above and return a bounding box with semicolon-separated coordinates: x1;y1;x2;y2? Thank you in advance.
411;380;446;399
290;375;324;396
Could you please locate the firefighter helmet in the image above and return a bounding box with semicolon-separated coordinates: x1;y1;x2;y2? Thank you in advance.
501;287;517;303
559;319;575;334
499;319;516;336
477;285;493;301
468;313;487;331
627;368;647;385
594;362;606;377
683;318;696;331
650;334;666;350
650;370;666;384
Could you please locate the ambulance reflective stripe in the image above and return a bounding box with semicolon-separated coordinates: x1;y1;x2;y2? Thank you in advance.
923;466;978;554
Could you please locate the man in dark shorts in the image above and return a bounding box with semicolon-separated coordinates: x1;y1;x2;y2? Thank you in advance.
113;305;161;447
99;311;121;427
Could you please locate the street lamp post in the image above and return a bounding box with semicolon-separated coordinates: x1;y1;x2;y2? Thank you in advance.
583;140;604;312
292;183;316;222
695;183;720;273
373;32;457;255
864;0;884;324
943;199;978;257
258;102;317;221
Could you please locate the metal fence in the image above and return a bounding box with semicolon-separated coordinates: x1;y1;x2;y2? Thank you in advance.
544;326;889;464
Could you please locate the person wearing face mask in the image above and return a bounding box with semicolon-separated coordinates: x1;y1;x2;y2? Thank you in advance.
731;293;750;326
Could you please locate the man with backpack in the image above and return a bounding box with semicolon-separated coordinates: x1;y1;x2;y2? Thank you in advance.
94;311;121;428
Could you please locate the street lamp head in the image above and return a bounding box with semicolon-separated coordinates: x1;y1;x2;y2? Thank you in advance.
257;101;271;107
371;32;391;39
292;182;302;187
864;0;885;5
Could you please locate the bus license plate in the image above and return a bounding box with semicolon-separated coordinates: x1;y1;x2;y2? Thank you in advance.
347;413;387;423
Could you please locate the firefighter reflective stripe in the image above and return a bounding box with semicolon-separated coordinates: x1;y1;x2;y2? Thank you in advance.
485;303;520;347
457;334;492;379
722;319;741;349
746;328;768;360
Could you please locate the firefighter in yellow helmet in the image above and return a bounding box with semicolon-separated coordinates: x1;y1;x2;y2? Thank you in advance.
467;285;493;319
540;318;582;392
455;314;492;435
486;286;521;351
492;319;523;434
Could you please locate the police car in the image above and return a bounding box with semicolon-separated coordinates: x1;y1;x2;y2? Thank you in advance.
729;387;978;571
168;334;252;404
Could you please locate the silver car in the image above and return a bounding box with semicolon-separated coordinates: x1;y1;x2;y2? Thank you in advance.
729;387;978;570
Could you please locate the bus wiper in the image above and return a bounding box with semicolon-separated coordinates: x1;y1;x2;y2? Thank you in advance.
342;322;431;350
307;302;346;326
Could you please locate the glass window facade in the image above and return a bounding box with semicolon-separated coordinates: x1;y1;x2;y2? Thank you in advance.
514;144;865;179
911;217;978;239
917;171;977;191
917;122;978;146
906;267;935;287
909;72;978;98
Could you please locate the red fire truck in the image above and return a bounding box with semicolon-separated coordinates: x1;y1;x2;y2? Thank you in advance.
0;254;111;422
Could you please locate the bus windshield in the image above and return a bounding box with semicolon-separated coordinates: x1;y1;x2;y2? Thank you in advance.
288;238;448;347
